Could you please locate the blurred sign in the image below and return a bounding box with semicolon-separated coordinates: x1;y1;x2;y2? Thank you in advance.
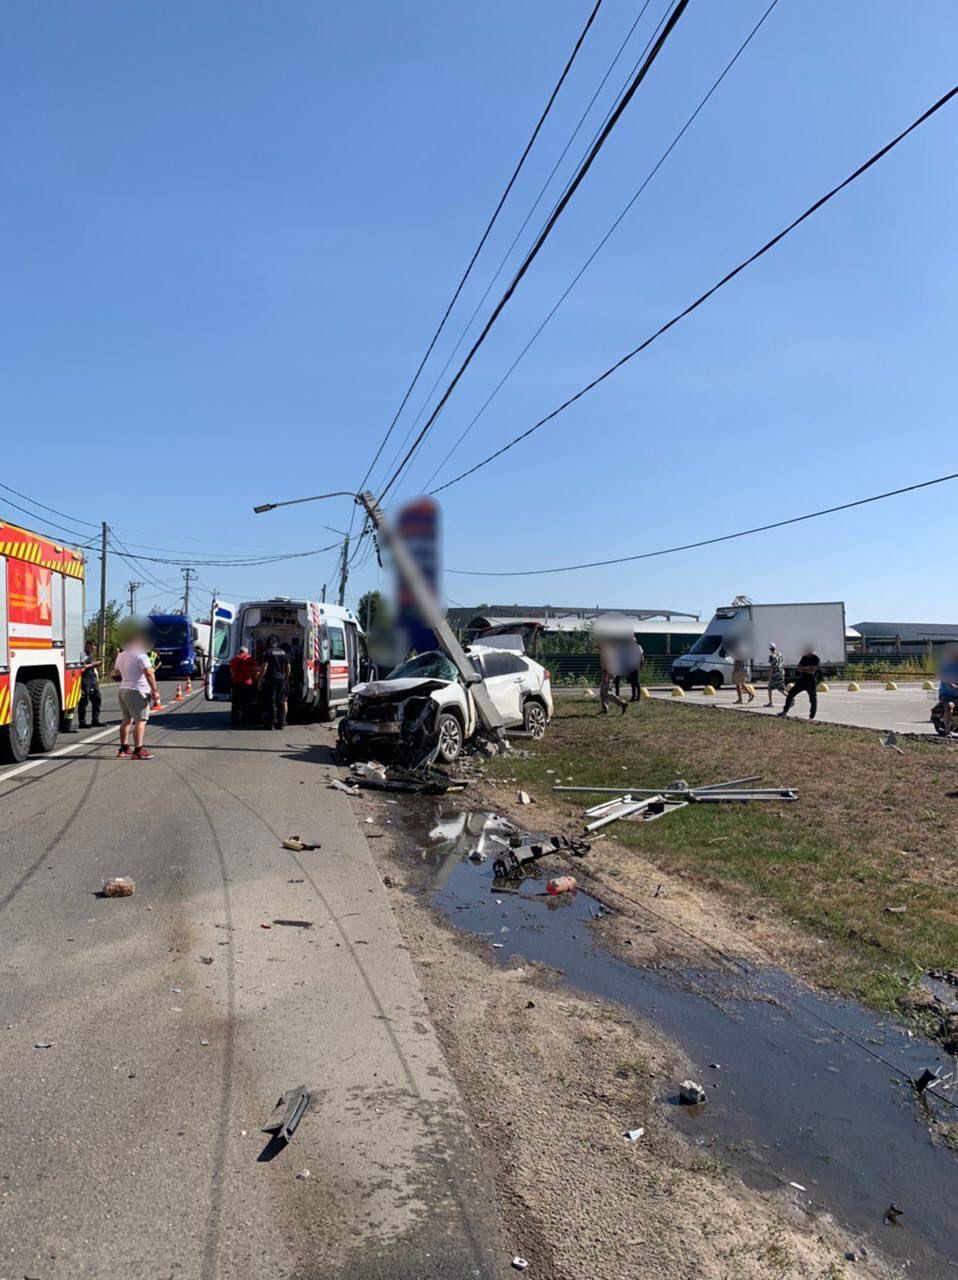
395;497;442;656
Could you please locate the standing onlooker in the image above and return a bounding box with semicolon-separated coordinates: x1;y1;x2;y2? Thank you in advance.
113;628;161;759
598;645;628;716
765;643;786;707
732;651;754;704
779;646;820;721
229;645;258;727
614;643;645;703
261;635;290;730
937;644;958;735
77;639;102;728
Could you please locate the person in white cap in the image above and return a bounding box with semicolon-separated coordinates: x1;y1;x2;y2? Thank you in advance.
765;642;786;708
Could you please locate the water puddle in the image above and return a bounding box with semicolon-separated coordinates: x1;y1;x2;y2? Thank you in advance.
399;804;958;1276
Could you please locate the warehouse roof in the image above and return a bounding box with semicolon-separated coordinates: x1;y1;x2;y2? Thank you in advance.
853;621;958;642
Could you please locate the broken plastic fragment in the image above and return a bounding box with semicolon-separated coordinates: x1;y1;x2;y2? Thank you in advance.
625;1127;645;1142
789;1181;806;1191
512;1260;529;1272
34;1040;54;1049
517;790;532;805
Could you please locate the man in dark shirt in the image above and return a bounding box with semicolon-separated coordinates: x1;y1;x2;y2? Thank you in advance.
779;649;820;721
261;635;290;730
77;639;102;727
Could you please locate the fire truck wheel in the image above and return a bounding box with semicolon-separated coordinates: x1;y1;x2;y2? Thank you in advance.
28;679;60;753
0;683;34;763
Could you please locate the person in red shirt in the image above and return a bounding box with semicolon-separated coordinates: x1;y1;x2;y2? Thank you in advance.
229;646;258;727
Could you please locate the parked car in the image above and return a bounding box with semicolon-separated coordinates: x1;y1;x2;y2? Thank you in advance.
340;646;553;764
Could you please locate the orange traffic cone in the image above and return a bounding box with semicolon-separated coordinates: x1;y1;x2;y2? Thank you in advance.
185;676;193;695
174;682;184;702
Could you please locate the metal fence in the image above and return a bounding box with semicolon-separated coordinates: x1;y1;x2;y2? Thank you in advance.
542;651;937;687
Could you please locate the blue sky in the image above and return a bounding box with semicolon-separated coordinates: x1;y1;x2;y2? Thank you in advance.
2;1;955;624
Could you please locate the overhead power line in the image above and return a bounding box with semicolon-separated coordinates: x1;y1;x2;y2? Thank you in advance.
355;0;605;502
432;82;958;496
422;0;779;490
447;470;958;576
377;0;690;503
377;0;661;491
0;481;98;530
107;540;342;567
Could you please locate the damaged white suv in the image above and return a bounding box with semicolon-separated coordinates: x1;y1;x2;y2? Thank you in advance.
340;647;553;764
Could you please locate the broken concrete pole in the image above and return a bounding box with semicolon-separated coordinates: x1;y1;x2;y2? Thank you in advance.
679;1080;707;1105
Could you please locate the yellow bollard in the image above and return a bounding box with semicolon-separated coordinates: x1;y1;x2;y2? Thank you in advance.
885;681;898;691
640;686;650;700
818;682;830;693
923;680;936;691
671;685;685;697
847;681;860;692
703;684;716;696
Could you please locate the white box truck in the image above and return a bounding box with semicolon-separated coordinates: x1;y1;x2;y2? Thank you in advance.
670;601;846;690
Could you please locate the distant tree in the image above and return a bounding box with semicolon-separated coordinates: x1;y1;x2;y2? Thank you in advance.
357;590;382;631
85;600;124;668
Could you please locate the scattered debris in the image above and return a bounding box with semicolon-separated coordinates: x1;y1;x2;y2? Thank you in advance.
296;1168;311;1180
34;1040;54;1049
492;943;505;949
883;1203;903;1226
789;1181;807;1191
511;1259;529;1272
172;986;183;994
879;732;904;755
200;1038;210;1046
262;1085;310;1145
625;1127;645;1142
283;836;320;852
260;923;273;930
328;778;359;795
517;790;532;805
199;955;214;965
287;878;304;884
914;1067;940;1094
353;760;388;785
273;919;313;929
546;876;577;896
679;1080;707;1105
102;876;135;897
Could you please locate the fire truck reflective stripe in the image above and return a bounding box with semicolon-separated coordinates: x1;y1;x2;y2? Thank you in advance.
65;676;82;710
0;682;10;727
9;638;56;650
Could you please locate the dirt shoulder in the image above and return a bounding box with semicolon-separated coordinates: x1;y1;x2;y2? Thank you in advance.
362;812;889;1280
479;700;958;1010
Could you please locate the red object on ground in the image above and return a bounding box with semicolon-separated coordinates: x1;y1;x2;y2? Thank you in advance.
546;876;577;896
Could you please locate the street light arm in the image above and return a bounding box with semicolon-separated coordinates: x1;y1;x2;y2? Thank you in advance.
253;491;359;514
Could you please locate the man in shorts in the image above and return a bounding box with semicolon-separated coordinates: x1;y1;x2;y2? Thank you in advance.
113;628;161;759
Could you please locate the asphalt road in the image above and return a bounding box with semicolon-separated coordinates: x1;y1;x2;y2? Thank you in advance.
647;680;943;735
0;686;508;1280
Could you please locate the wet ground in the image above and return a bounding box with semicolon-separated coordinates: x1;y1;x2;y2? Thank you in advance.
393;801;958;1276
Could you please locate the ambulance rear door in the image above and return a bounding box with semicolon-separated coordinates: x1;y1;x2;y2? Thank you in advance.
205;601;236;700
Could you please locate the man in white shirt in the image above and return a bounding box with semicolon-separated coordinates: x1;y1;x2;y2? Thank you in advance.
113;629;161;759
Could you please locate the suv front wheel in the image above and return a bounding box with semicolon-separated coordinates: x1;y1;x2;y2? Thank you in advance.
435;711;464;763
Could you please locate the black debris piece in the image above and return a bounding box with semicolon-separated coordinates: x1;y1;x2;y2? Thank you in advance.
261;1086;310;1144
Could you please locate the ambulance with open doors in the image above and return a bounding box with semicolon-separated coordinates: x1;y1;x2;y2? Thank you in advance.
205;598;372;719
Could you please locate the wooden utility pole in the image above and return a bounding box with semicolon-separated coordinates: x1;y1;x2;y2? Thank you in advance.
98;522;108;659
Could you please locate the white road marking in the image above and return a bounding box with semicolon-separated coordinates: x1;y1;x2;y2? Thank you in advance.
0;691;202;785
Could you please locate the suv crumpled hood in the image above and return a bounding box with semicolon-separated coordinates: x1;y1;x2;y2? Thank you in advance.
350;677;451;703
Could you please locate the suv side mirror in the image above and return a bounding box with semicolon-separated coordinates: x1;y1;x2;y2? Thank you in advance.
718;646;727;659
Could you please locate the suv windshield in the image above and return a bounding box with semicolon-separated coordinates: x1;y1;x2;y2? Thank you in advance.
387;652;459;682
688;633;723;655
151;620;189;645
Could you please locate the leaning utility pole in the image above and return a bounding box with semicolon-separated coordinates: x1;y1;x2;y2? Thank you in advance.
126;580;144;615
98;521;109;660
356;490;504;737
337;535;350;607
181;567;194;615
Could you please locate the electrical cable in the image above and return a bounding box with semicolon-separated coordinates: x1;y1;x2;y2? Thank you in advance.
447;469;958;576
422;0;779;490
105;540;342;567
375;0;660;493
354;0;606;507
108;532;177;594
0;497;96;546
0;481;99;530
376;0;690;504
433;83;958;496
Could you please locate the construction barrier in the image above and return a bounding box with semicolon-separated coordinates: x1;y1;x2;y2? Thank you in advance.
185;677;193;695
174;682;184;702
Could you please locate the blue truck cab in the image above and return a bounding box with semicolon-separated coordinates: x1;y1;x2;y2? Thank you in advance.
148;614;210;679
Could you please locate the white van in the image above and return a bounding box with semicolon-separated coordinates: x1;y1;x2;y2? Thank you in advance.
205;598;372;719
670;601;846;690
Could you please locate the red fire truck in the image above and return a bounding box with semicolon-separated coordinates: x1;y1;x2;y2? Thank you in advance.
0;520;87;763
